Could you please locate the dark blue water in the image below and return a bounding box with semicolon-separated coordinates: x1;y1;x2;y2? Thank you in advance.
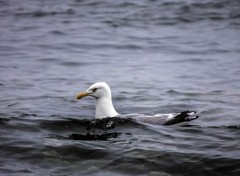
1;0;240;175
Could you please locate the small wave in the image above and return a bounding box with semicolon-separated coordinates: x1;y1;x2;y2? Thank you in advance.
165;58;214;63
49;30;66;35
38;58;59;62
0;117;10;124
166;89;224;97
66;43;144;51
208;125;240;130
59;61;92;67
181;124;240;130
15;9;75;18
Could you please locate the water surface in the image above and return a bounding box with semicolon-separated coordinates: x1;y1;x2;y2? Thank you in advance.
1;0;240;175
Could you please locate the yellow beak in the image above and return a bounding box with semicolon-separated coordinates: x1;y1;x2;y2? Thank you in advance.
75;91;90;99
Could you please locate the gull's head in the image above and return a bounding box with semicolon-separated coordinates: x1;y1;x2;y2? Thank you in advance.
75;82;118;118
75;82;111;100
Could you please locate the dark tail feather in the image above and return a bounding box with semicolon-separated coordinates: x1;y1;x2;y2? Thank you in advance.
163;111;199;126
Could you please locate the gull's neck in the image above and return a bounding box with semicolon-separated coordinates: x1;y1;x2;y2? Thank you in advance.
95;96;118;119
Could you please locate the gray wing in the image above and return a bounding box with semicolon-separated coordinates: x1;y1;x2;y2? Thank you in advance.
136;111;198;126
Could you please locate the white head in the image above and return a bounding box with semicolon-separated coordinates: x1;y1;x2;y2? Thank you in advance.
76;82;118;119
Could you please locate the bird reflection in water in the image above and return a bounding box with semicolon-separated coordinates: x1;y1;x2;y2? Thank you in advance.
68;117;132;141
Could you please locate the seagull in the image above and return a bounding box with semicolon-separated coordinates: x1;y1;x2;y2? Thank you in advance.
75;82;198;125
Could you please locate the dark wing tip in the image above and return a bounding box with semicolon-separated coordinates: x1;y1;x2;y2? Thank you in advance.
163;110;199;126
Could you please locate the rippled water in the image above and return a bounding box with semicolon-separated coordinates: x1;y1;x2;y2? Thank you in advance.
1;0;240;175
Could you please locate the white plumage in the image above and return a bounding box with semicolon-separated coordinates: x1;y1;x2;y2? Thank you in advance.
76;82;118;119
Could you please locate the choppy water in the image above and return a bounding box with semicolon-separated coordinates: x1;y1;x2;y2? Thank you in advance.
1;0;240;175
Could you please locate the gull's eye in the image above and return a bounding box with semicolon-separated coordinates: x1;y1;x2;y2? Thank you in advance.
92;88;97;92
